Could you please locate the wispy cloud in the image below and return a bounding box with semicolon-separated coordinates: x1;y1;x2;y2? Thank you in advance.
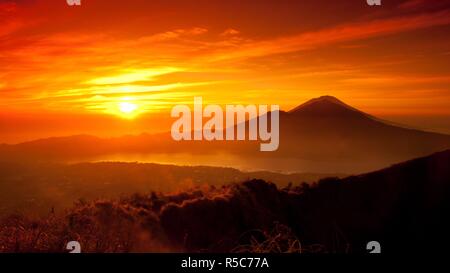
208;9;450;61
1;1;450;118
84;68;183;85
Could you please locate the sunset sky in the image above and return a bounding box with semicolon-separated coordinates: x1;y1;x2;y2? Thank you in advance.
1;0;450;143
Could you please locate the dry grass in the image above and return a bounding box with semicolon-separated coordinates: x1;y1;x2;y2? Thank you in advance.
231;222;327;253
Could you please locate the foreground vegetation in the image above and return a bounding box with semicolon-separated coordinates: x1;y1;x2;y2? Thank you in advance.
1;150;449;253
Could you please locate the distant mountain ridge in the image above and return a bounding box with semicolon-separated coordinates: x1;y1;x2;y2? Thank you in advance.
1;96;450;173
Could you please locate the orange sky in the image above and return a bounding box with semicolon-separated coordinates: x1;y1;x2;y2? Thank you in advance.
1;0;450;143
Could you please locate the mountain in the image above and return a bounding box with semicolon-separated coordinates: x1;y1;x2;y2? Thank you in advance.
289;95;368;116
1;96;449;173
272;96;450;172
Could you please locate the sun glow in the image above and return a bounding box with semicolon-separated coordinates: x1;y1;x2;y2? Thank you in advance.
119;101;138;113
116;99;140;118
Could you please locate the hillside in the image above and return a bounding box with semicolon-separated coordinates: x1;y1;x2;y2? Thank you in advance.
0;161;340;215
1;150;449;253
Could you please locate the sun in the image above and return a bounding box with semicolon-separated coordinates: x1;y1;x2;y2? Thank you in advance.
115;98;141;118
119;101;138;114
